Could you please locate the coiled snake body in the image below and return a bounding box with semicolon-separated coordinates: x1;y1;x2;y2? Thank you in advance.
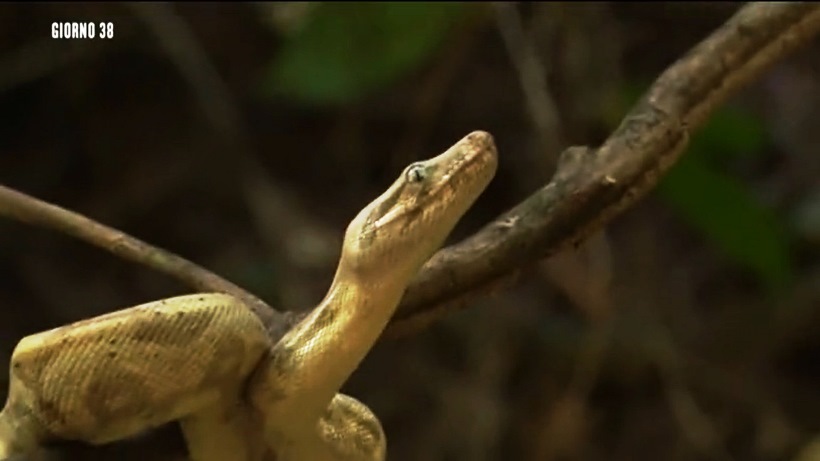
0;132;497;461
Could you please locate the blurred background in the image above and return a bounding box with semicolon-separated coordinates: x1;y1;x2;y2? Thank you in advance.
0;3;819;460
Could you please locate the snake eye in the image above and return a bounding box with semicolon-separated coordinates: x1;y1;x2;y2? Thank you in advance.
406;163;427;183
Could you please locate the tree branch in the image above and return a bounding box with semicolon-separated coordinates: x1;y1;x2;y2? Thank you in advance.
0;184;289;338
386;2;820;336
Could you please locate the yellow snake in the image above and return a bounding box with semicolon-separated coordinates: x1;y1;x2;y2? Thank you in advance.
0;131;498;461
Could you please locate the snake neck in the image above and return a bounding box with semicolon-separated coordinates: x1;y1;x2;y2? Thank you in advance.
0;396;47;458
315;271;405;365
260;269;405;424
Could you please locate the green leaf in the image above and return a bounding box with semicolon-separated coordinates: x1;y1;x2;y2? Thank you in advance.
658;153;792;295
687;108;767;163
263;2;465;105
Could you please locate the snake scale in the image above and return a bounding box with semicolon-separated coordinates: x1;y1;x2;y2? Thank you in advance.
0;131;498;461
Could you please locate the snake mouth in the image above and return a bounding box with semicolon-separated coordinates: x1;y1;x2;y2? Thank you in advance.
405;130;498;217
436;130;498;194
349;130;498;257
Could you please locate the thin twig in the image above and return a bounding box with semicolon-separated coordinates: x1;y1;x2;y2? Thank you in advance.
0;184;286;337
492;2;564;156
128;2;342;311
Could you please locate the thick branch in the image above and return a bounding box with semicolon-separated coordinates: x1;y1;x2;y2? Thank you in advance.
387;2;820;336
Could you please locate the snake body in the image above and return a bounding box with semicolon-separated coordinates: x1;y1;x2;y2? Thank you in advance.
0;294;269;455
0;131;498;460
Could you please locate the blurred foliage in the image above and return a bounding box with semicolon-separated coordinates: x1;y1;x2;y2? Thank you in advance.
262;2;467;105
621;85;792;295
659;152;792;295
687;107;768;164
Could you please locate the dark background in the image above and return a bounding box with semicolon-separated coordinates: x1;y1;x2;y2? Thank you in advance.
0;3;819;460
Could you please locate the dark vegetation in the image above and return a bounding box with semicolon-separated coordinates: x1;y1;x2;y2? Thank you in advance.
0;3;819;460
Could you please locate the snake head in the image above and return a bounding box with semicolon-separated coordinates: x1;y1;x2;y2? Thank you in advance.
341;131;497;282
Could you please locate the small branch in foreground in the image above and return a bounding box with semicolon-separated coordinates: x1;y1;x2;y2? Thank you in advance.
0;184;289;338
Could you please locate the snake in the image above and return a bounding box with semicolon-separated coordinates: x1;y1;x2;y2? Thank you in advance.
0;131;498;461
